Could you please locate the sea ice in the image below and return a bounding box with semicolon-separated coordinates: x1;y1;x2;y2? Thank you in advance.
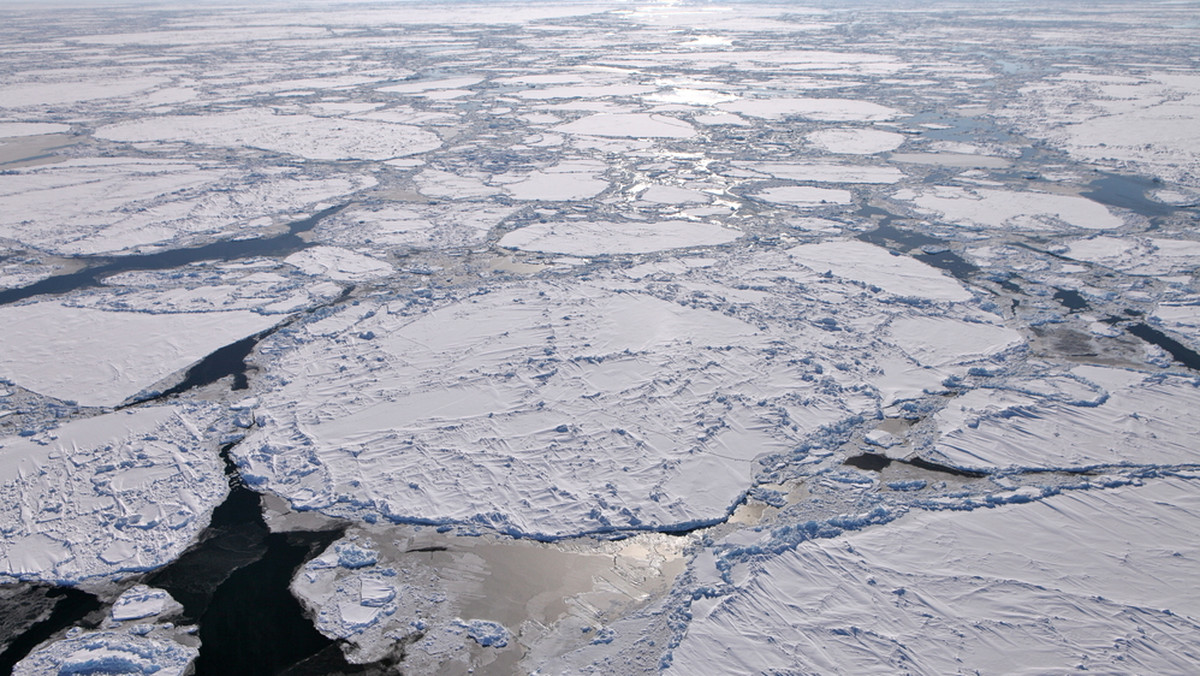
555;113;697;139
0;405;227;583
110;585;183;623
96;109;442;161
14;631;199;676
236;257;897;538
669;478;1200;674
928;366;1200;471
284;246;393;283
735;161;905;184
498;220;740;256
894;186;1125;231
720;98;902;122
806;127;906;154
750;186;853;207
0;301;280;407
788;240;973;302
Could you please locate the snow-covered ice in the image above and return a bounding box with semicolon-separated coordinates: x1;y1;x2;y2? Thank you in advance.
0;405;227;583
788;240;973;302
555;113;697;139
807;127;906;155
894;186;1126;231
0;301;280;407
14;631;199;676
97;109;442;161
669;478;1200;674
498;220;740;256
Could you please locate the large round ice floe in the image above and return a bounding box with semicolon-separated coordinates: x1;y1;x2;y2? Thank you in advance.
0;405;227;583
498;219;740;256
237;275;883;539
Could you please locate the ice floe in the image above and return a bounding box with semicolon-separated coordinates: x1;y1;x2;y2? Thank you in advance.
0;405;227;583
0;159;373;256
806;127;906;155
720;98;902;122
498;220;740;256
14;631;199;676
788;240;973;302
669;478;1200;674
928;366;1200;471
0;301;280;408
894;185;1126;231
97;109;442;161
556;113;696;139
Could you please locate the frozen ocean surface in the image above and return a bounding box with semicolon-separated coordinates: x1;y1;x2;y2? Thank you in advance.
1;0;1199;673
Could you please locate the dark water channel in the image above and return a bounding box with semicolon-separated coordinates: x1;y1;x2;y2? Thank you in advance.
0;204;346;306
0;587;102;673
146;446;350;676
0;443;353;673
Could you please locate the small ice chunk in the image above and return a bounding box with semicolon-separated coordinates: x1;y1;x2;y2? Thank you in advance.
459;619;509;648
111;585;182;622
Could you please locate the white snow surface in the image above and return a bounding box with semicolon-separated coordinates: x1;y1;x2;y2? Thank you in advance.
669;478;1200;674
752;186;853;207
736;161;905;184
96;109;442;161
498;220;740;256
0;405;227;583
0;122;72;138
111;585;183;623
0;301;280;407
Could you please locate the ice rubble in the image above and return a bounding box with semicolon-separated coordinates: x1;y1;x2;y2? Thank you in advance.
0;301;280;407
14;631;198;676
668;478;1200;674
96;109;442;161
0;405;227;583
